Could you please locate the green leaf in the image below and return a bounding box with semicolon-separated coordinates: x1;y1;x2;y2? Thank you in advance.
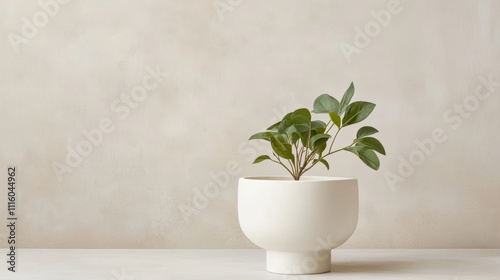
356;126;379;139
278;113;293;134
358;149;380;170
287;124;310;146
344;146;361;156
270;136;294;160
357;137;386;155
312;94;340;114
290;132;300;145
310;134;331;150
311;120;327;133
344;146;380;170
249;131;276;141
313;158;330;170
290;116;309;126
316;142;326;154
339;82;355;115
286;125;305;145
252;155;271;164
328;112;342;128
267;121;281;131
314;128;325;134
342;101;376;127
288;109;311;131
291;108;311;122
275;133;289;144
289;124;310;133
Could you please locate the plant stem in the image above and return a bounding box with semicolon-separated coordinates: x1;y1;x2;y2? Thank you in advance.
296;146;320;178
324;120;333;134
300;141;356;175
290;121;348;180
297;153;316;178
303;120;312;167
297;145;304;169
329;127;341;153
294;142;300;177
271;157;295;179
287;159;295;175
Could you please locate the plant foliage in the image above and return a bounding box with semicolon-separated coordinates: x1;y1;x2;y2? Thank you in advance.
249;82;385;180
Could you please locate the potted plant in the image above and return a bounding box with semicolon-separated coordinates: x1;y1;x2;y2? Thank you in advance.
238;82;385;274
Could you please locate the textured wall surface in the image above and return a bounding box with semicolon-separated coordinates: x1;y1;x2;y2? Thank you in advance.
0;0;499;249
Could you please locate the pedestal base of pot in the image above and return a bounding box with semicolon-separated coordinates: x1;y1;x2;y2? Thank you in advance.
266;250;331;274
239;176;358;275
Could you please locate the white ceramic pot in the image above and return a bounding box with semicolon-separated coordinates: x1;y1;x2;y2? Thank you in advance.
238;176;358;274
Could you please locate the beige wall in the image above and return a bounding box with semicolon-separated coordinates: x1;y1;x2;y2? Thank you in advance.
1;0;499;249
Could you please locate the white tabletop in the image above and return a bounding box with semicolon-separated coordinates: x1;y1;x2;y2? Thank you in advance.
1;249;499;279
